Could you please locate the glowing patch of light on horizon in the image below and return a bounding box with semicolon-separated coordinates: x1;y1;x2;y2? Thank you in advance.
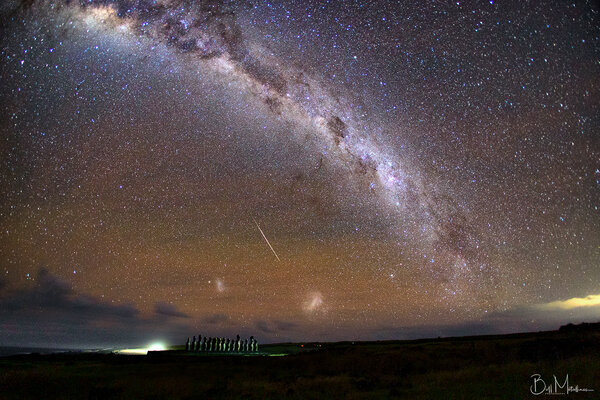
538;294;600;310
116;341;167;355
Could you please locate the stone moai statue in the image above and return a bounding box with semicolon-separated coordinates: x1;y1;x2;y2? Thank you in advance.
201;336;206;351
243;339;248;352
250;336;255;352
236;335;241;352
185;337;190;351
218;338;222;352
255;339;259;353
196;335;201;351
192;336;197;352
208;337;213;352
226;338;231;352
212;337;217;352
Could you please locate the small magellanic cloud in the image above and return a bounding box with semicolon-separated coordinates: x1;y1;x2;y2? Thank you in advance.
537;294;600;310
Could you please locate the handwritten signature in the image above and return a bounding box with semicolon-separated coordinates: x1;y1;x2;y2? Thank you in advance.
530;374;594;395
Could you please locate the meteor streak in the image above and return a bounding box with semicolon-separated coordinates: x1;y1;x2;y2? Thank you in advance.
253;218;280;262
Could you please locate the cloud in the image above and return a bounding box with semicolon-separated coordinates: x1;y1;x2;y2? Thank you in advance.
255;319;298;334
154;301;190;318
537;294;600;310
0;268;193;347
274;320;298;331
202;313;228;325
0;269;292;347
0;268;139;318
366;297;600;341
255;320;274;334
3;268;597;348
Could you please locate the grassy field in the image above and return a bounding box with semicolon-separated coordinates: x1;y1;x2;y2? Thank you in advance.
1;326;598;399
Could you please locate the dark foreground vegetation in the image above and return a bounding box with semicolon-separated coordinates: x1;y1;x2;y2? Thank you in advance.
1;323;599;399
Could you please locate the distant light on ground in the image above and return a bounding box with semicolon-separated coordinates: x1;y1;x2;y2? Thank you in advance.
147;342;167;351
115;341;167;355
115;348;147;355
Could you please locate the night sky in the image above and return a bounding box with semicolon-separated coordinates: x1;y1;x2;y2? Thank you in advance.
0;0;598;348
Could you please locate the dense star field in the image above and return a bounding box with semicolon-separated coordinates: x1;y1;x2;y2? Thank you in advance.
0;0;598;347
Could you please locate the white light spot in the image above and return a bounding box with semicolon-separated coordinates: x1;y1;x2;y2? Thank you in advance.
303;292;324;313
147;342;166;351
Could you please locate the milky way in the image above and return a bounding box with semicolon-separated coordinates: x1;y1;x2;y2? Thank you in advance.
0;0;598;346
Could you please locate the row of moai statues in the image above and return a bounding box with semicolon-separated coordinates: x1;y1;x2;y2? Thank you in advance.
185;334;258;353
